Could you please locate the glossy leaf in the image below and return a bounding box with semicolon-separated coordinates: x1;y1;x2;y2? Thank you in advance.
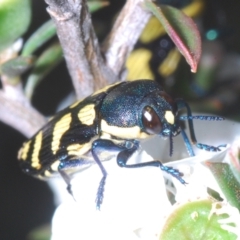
160;200;237;240
144;0;201;73
0;0;31;52
24;43;63;99
206;162;240;211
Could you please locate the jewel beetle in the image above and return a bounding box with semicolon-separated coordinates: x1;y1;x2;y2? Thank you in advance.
18;80;226;209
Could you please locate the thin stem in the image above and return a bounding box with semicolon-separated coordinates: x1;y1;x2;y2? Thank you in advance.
0;88;46;137
102;0;151;80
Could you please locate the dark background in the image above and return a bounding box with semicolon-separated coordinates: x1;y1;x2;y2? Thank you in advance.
0;0;240;239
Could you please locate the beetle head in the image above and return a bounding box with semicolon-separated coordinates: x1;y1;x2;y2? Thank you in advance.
140;90;181;138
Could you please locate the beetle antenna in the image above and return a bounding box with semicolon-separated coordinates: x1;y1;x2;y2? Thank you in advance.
179;116;224;121
176;99;197;144
176;99;226;154
169;134;173;156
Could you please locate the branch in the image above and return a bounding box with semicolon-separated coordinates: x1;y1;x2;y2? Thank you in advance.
0;88;46;138
45;0;117;99
0;48;46;138
102;0;151;80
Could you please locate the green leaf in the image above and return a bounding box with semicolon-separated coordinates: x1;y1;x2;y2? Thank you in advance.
206;162;240;211
0;0;31;52
24;43;63;99
88;1;109;13
144;1;201;73
160;200;237;240
0;56;35;78
22;20;56;57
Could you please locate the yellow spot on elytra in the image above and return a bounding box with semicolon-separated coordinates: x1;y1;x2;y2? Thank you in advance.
18;140;31;160
44;170;52;177
31;131;43;169
126;49;154;80
101;120;149;139
165;111;175;125
50;160;60;172
52;113;72;154
78;104;96;126
67;143;91;156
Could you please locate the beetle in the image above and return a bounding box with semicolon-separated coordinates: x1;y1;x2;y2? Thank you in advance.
18;80;225;209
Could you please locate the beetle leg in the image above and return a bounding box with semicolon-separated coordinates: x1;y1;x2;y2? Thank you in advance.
117;141;186;184
58;158;94;199
58;168;74;198
181;128;195;157
91;139;126;209
196;143;227;152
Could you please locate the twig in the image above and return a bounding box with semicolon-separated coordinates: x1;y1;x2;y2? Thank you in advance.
0;88;46;138
45;0;117;99
102;0;151;80
0;45;46;138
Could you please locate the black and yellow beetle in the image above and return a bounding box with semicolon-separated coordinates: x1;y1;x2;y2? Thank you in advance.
18;80;225;209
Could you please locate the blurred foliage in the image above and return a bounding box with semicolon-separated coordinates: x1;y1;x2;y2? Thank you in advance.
27;224;51;240
0;0;31;52
160;200;238;240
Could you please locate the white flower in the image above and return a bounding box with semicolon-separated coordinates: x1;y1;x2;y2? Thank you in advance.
49;118;240;239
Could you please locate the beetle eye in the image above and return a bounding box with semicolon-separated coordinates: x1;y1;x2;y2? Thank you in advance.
142;106;162;134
